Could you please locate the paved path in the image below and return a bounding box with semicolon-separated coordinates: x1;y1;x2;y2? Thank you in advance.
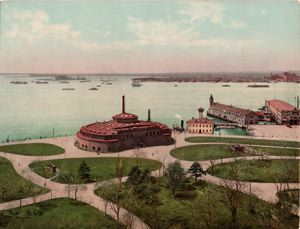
0;133;299;227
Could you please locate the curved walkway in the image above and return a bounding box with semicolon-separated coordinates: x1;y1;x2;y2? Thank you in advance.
0;133;299;227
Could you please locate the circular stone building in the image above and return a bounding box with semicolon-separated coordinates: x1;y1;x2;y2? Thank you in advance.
76;96;172;152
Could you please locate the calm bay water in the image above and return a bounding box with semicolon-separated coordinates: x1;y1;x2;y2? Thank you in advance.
0;75;299;142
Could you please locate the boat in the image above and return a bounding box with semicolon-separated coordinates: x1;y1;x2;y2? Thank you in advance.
96;85;101;87
174;84;178;87
247;84;269;88
88;87;98;90
10;81;27;84
62;88;75;90
222;84;231;87
60;81;70;84
132;80;142;87
106;82;112;85
36;81;49;84
80;80;91;83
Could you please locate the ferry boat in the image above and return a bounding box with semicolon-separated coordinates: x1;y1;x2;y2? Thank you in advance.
132;80;142;87
10;81;27;84
247;84;269;88
59;81;70;84
88;87;98;90
222;84;231;87
80;80;91;83
106;82;112;85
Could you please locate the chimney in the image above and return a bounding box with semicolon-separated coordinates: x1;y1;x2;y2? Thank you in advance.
147;109;151;122
122;95;125;113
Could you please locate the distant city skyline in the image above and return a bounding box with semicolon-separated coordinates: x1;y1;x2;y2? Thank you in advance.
0;0;299;73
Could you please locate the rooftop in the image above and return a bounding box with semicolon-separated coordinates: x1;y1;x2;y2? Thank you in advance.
266;99;297;112
211;102;253;115
80;120;170;136
187;118;214;124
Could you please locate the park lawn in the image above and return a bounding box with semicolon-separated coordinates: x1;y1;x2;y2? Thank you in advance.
251;146;300;156
30;157;162;184
277;189;300;206
171;144;300;161
0;157;48;203
170;144;236;161
185;136;300;148
95;179;298;229
0;143;65;156
207;159;300;183
0;198;123;229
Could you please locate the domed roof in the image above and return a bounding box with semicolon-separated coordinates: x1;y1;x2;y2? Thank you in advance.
112;112;138;120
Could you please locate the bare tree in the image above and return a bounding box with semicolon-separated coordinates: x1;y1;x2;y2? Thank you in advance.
115;158;125;189
208;160;216;173
221;163;246;229
122;211;135;229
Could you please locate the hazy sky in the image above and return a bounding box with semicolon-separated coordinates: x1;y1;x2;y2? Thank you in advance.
0;0;299;73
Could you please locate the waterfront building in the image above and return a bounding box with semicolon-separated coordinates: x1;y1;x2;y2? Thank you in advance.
75;96;172;152
265;99;299;125
186;108;214;134
207;95;258;125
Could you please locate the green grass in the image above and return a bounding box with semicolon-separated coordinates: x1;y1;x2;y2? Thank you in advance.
252;146;300;156
171;144;300;161
0;198;123;229
208;159;300;183
171;144;236;161
0;143;65;156
0;157;48;203
277;189;300;206
30;157;162;184
185;136;300;148
96;179;298;229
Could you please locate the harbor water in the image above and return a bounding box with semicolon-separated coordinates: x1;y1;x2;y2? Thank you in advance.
0;75;299;142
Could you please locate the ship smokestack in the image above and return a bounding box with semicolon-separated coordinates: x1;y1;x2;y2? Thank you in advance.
122;95;125;113
148;109;151;122
297;96;299;109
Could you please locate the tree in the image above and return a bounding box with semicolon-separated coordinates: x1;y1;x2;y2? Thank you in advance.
127;165;142;186
165;161;186;196
221;163;246;229
0;177;7;202
78;161;91;183
115;158;125;189
188;161;206;183
128;166;160;204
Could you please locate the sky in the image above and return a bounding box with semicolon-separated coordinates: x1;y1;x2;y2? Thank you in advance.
0;0;299;73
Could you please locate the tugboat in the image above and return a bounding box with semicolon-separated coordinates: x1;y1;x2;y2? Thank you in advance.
132;80;142;87
222;84;231;87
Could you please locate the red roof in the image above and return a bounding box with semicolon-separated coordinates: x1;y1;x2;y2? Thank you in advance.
112;112;138;120
79;120;170;137
187;118;214;124
266;99;297;112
